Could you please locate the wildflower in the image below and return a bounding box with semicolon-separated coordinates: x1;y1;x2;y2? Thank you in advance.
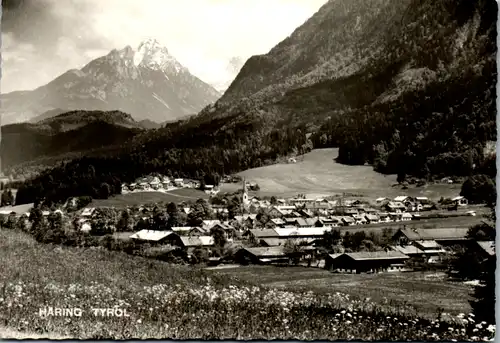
137;319;142;324
486;324;496;333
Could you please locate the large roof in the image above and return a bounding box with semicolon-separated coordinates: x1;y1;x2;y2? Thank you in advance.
180;236;214;247
250;229;279;238
240;246;286;257
397;228;470;241
130;230;175;242
391;245;424;255
477;241;495;256
345;251;409;261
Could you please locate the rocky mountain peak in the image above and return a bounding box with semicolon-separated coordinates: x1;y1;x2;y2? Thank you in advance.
133;38;185;74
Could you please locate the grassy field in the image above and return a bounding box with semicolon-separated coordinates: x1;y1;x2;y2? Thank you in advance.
0;229;493;340
90;189;210;208
211;266;473;319
223;148;462;200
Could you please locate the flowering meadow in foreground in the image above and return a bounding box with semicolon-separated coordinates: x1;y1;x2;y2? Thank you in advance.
0;280;496;340
0;229;496;340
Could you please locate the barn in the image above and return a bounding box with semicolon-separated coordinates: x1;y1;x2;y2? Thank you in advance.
234;247;289;265
324;251;410;274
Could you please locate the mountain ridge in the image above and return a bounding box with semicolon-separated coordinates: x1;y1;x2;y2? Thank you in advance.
13;0;498;206
0;39;221;125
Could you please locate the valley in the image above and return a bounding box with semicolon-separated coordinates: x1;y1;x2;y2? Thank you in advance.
0;0;496;340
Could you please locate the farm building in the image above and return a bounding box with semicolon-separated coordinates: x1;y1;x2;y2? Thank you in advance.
324;251;410;274
451;196;468;206
269;218;286;227
474;241;496;260
391;245;425;259
392;228;471;246
234;247;289;265
178;236;214;249
129;230;181;245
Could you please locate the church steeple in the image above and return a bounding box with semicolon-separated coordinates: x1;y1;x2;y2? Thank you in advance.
242;178;250;212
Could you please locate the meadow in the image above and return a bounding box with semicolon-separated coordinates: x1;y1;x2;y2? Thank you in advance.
210;266;473;319
89;188;209;208
225;148;463;200
0;228;495;340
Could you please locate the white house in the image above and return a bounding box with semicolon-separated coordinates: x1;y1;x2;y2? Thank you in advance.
451;196;468;206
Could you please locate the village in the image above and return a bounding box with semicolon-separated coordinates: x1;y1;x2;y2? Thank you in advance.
0;175;493;275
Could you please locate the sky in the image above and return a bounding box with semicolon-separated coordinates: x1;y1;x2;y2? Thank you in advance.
1;0;327;93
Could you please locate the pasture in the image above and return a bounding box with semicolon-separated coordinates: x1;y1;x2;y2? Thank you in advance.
89;188;209;208
225;148;462;200
211;266;473;319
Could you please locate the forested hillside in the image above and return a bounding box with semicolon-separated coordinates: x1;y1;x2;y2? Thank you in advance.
14;0;497;205
1;110;145;169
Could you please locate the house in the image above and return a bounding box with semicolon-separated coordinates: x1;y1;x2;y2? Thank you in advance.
474;241;496;260
268;206;287;218
210;223;237;239
234;247;289;265
173;178;184;187
352;214;368;225
375;197;390;204
365;214;380;224
318;217;340;227
178;236;214;250
411;240;447;262
391;245;425;259
394;196;410;203
204;185;214;192
415;197;429;204
392;228;471;246
385;202;406;213
202;220;221;230
378;212;392;222
171;226;196;235
81;207;95;217
269;218;286;227
187;227;211;236
324;251;410;274
129;230;180;245
340;216;356;226
451;196;468;206
246;229;280;241
80;222;92;233
401;213;413;221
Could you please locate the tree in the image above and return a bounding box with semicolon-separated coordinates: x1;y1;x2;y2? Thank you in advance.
152;207;168;230
460;174;496;205
166;202;180;228
1;189;14;206
283;238;308;265
116;210;131;232
470;256;495;325
210;226;227;250
322;229;342;252
99;183;111;199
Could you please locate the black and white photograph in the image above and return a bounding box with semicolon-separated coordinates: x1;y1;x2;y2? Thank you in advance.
0;0;497;340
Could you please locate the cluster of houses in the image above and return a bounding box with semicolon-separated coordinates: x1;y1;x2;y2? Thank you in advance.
120;175;221;194
0;188;487;274
236;227;494;274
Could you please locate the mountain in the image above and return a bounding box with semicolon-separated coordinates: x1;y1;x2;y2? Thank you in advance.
1;110;146;170
210;57;246;93
0;39;221;125
14;0;497;205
